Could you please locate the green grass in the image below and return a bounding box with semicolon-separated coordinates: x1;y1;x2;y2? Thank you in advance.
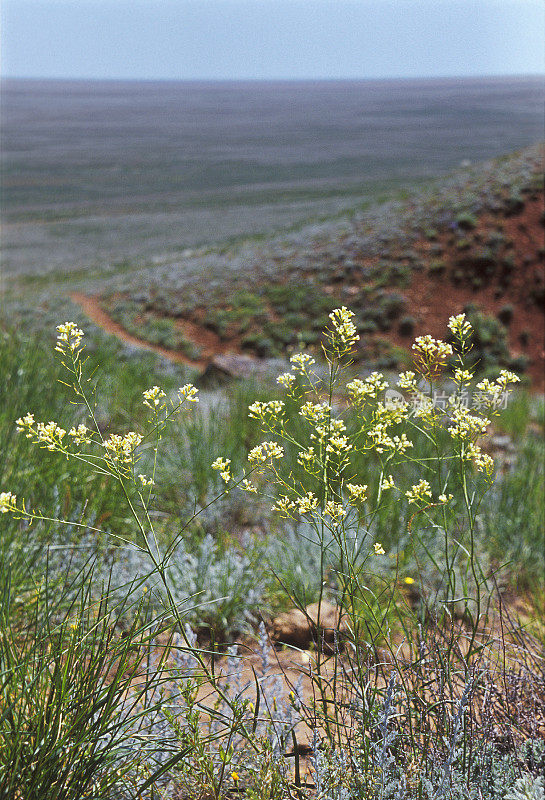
0;318;544;798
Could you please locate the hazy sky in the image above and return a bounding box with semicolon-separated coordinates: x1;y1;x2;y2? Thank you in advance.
2;0;544;81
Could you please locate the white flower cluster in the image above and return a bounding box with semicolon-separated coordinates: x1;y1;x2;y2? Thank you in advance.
380;475;395;491
453;368;474;386
299;401;330;423
178;384;199;403
297;446;317;467
346;483;368;503
405;479;433;505
475;371;520;409
248;400;285;424
290;353;315;373
368;428;413;455
325;434;352;456
273;490;320;517
367;403;412;453
448;407;490;440
143;385;166;410
464;443;494;475
296;491;319;514
412;335;453;376
16;414;68;452
16;413;36;438
55;322;84;355
103;431;143;464
324;500;346;520
68;424;92;445
248;441;284;464
327;306;359;350
347;373;389;405
397;371;418;392
448;313;472;340
211;457;231;483
276;372;296;389
0;491;17;514
299;401;348;448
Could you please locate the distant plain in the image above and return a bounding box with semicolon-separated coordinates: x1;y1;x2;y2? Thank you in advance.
1;76;543;278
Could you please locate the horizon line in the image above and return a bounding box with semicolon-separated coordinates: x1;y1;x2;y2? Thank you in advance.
2;72;544;84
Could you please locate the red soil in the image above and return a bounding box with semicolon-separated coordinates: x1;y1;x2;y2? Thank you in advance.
72;189;545;389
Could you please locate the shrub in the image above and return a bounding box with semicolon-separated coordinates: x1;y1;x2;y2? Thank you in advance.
456;212;478;230
398;315;416;337
497;304;514;326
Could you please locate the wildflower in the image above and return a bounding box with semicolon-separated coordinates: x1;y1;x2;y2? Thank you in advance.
448;313;472;340
248;400;284;423
276;372;296;388
397;371;418;392
325;435;352;456
299;401;330;423
412;392;435;420
465;442;494;474
231;772;240;783
34;421;67;451
448;407;489;440
296;492;319;515
143;385;166;409
438;493;453;503
290;352;315;372
68;424;91;445
248;441;284;463
0;491;16;513
380;475;395;491
347;373;388;404
404;576;415;585
211;457;231;482
374;542;385;555
16;412;35;437
297;446;317;466
138;474;154;487
324;500;346;520
346;483;368;503
474;371;519;411
412;335;453;378
496;369;520;387
103;431;143;463
240;479;258;493
368;424;413;454
327;306;359;350
55;322;84;355
178;384;199;403
406;479;433;504
453;368;473;386
272;495;296;516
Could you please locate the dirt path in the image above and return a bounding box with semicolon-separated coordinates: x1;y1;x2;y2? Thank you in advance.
70;292;207;370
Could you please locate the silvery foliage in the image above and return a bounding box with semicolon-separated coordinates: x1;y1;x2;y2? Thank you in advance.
309;675;544;800
116;621;301;796
504;776;545;800
41;529;268;635
270;518;393;605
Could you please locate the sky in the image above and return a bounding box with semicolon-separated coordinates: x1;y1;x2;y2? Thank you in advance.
2;0;544;81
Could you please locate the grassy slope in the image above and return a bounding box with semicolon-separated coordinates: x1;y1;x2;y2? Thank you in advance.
93;145;544;386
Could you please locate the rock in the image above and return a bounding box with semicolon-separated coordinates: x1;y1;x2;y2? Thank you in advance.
270;608;310;649
197;354;290;387
271;601;346;650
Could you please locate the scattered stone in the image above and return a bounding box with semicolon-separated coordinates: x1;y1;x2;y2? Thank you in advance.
271;601;346;650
